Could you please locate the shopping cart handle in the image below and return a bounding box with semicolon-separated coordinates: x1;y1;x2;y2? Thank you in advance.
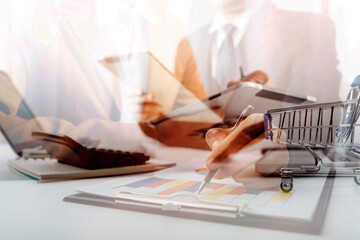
264;113;273;140
351;75;360;88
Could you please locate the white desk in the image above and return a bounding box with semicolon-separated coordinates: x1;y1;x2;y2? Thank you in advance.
1;142;360;240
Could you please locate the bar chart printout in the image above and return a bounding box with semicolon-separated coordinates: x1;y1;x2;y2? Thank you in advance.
114;177;294;208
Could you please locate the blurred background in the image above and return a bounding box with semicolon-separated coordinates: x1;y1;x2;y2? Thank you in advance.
0;0;359;144
1;0;359;98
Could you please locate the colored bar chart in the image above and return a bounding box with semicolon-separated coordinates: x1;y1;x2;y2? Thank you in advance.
116;177;294;208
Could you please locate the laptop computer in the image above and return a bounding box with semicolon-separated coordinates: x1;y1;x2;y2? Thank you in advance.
0;71;157;170
0;71;44;156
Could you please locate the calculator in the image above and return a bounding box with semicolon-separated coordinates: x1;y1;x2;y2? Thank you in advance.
32;132;150;169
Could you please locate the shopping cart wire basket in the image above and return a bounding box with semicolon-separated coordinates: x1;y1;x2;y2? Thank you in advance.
264;76;360;192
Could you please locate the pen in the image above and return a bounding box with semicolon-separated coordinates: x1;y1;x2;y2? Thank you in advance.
196;104;254;194
240;66;246;82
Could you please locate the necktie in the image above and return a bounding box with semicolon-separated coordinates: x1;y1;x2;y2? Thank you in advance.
215;24;240;90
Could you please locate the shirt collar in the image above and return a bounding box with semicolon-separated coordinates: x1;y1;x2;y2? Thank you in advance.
208;0;265;47
208;12;251;48
208;11;251;34
208;14;228;34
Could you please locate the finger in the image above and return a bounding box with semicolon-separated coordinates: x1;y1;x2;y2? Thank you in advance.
265;81;275;88
206;155;228;170
123;101;163;122
227;80;241;88
211;135;269;178
206;132;264;171
205;128;232;170
206;114;265;170
141;93;154;103
141;102;162;113
246;70;269;85
207;114;265;160
141;102;163;122
126;102;162;114
205;128;231;150
125;93;155;105
214;166;232;179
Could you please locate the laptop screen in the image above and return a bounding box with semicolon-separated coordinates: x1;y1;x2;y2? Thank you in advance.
0;71;43;155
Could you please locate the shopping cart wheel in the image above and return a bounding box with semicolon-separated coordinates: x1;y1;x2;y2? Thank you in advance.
354;176;360;185
280;178;293;192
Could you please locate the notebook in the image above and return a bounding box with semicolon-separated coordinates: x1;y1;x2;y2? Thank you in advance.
8;158;175;182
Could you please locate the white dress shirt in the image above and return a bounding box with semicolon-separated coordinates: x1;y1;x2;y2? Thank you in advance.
208;12;251;86
207;1;264;91
188;1;341;102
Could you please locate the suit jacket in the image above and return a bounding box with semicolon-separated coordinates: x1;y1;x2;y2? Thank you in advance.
187;1;341;103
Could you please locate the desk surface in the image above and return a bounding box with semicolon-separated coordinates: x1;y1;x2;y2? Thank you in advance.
1;142;360;240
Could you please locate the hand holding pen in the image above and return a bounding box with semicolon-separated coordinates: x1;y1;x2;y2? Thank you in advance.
197;105;255;194
227;67;273;88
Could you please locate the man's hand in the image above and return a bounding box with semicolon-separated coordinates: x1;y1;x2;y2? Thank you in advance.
138;93;164;123
122;87;164;123
206;114;265;169
205;113;289;189
227;70;275;88
140;107;225;150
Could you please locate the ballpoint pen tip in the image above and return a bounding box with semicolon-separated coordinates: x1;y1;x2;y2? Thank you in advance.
196;182;206;195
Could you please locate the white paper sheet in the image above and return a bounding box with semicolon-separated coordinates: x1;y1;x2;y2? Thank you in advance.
77;157;330;222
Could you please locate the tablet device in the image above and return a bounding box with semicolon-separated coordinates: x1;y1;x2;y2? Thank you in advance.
151;82;316;125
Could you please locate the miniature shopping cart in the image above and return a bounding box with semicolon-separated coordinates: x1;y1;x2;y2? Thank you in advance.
264;77;360;192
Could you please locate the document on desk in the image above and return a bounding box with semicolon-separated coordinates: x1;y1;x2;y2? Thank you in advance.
8;158;175;182
67;158;333;223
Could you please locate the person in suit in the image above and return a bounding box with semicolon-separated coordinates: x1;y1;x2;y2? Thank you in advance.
186;0;341;103
188;0;343;187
